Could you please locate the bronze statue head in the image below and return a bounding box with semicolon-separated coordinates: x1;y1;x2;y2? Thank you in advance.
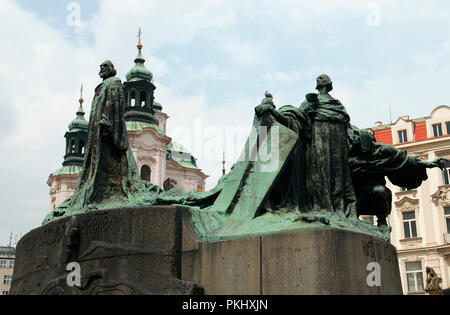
316;74;333;92
99;61;117;80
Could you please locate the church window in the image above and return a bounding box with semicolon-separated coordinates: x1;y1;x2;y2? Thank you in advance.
131;91;136;107
140;91;147;107
140;165;151;182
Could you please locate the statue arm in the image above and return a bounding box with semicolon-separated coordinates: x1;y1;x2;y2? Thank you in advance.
416;157;448;170
255;104;289;127
269;107;289;126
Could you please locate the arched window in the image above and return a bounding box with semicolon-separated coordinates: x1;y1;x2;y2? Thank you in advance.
140;165;151;182
140;91;147;107
78;140;85;154
130;91;136;107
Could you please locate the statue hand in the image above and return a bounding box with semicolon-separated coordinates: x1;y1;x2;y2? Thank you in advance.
255;104;275;117
419;158;449;170
433;158;449;170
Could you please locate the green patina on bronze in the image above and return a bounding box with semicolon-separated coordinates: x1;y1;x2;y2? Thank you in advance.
43;72;446;242
43;61;162;225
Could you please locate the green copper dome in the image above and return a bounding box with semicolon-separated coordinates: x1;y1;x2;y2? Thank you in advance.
126;49;153;82
68;101;88;132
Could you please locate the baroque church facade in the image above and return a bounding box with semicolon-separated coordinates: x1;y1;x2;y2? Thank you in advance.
47;37;207;211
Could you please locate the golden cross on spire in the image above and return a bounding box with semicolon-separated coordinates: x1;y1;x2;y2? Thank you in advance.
79;84;84;104
137;27;143;50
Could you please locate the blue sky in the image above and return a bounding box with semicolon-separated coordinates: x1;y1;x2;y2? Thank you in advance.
0;0;449;245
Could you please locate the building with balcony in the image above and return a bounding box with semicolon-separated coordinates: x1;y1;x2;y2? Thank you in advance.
365;105;450;294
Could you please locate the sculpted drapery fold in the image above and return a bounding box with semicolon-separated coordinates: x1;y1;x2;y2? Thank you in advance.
43;61;157;224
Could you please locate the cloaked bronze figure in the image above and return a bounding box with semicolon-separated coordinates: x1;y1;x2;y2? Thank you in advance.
257;74;446;226
43;71;446;242
43;61;159;223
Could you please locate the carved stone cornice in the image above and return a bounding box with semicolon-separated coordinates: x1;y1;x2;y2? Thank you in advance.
412;151;429;161
435;149;450;159
431;185;450;207
135;143;166;154
395;196;419;212
395;189;417;199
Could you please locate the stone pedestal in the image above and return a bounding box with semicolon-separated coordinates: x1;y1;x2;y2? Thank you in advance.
11;206;202;295
11;206;403;295
181;215;403;295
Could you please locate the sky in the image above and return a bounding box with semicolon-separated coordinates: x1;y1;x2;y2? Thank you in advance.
0;0;449;245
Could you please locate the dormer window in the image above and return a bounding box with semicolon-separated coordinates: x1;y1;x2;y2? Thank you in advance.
398;130;408;143
433;123;443;137
446;122;450;135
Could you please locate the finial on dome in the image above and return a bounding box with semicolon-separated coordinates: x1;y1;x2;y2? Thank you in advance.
69;86;88;132
126;28;153;82
137;27;143;51
77;84;85;116
79;85;84;105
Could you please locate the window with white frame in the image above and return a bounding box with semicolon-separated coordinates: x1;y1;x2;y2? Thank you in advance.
2;291;8;296
9;261;14;269
433;123;443;137
3;275;12;285
398;129;408;143
445;207;450;234
446;121;450;135
0;261;6;268
403;211;418;239
406;261;424;292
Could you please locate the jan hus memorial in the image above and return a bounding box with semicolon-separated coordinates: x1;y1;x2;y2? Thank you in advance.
10;40;447;295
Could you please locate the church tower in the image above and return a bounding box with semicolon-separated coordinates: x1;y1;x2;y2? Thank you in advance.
48;32;208;212
47;87;88;211
63;86;88;166
124;28;158;125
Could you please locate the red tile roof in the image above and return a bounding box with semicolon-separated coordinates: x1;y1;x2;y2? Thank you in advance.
374;128;393;145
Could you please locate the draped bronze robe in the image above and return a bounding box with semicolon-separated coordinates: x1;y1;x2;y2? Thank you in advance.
270;95;357;217
46;77;146;222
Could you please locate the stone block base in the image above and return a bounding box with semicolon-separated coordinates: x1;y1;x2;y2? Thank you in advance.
11;206;402;295
182;221;403;295
11;206;202;295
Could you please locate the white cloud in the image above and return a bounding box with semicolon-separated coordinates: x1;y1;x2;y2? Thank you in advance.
1;0;450;245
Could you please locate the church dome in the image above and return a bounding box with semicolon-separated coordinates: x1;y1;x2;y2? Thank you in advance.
68;98;88;132
126;49;153;82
